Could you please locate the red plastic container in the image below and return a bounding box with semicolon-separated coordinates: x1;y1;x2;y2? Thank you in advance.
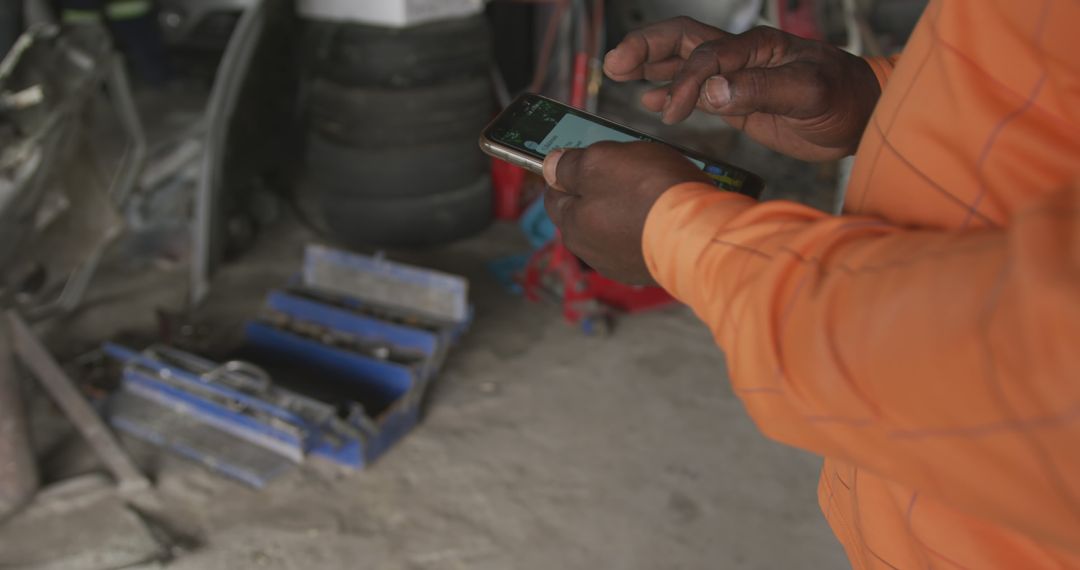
491;159;527;220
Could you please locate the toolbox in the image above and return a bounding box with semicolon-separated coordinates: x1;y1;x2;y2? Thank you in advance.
105;245;471;487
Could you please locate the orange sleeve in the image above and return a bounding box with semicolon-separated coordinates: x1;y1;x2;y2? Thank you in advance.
643;181;1080;549
864;55;901;88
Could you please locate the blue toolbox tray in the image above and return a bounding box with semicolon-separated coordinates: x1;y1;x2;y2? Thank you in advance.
105;247;471;487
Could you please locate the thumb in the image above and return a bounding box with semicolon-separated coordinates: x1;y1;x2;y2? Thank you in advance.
542;149;566;191
543;148;585;193
700;62;829;119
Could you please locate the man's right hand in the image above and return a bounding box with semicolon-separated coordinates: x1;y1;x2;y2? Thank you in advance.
603;18;882;162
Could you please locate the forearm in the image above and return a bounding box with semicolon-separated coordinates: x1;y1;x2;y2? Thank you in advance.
644;180;1080;550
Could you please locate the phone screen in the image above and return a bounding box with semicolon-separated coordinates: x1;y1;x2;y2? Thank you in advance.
483;94;762;196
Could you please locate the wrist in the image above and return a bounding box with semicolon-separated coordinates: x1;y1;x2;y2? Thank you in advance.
862;55;900;90
841;55;885;155
642;182;731;290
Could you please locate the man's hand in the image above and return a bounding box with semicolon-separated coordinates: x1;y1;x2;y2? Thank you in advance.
543;141;712;285
603;18;881;162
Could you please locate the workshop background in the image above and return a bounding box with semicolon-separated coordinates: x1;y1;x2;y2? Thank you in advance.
0;0;925;568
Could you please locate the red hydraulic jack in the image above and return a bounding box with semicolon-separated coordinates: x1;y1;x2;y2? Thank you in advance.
520;239;675;335
518;18;676;336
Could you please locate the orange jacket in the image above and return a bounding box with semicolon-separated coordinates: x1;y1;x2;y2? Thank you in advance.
643;1;1080;567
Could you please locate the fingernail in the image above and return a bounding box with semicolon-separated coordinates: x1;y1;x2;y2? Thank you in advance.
543;149;565;191
704;76;731;107
602;49;624;75
663;94;672;111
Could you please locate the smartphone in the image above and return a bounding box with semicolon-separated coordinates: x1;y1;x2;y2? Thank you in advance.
479;93;764;198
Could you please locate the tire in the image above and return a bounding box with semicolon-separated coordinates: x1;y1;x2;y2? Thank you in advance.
306;14;491;88
305;133;488;198
298;175;492;247
307;77;493;148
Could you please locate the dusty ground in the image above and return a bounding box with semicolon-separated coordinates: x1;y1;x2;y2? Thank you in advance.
7;213;849;570
3;71;848;568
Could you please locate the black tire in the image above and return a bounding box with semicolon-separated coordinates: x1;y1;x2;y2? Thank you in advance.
306;14;491;88
305;133;488;198
307;77;493;148
298;175;492;247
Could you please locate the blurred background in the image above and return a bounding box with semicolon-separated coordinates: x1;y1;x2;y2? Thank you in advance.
0;1;924;568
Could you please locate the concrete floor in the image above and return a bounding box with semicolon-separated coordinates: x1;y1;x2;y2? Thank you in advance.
19;215;850;569
3;72;849;568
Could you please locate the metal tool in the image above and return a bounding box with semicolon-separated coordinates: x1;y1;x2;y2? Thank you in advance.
258;309;428;366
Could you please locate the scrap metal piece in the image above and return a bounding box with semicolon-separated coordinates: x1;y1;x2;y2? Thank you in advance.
0;318;38;523
102;55;147;206
191;0;269;304
0;23;147;321
6;311;150;494
0;84;45;111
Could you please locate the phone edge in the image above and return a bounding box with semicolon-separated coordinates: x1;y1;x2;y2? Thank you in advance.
480;93;767;198
478;134;545;176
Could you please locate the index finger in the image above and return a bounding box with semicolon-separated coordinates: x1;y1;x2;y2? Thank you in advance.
603;16;727;82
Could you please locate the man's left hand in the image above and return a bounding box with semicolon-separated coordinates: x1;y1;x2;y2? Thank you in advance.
543;141;711;285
